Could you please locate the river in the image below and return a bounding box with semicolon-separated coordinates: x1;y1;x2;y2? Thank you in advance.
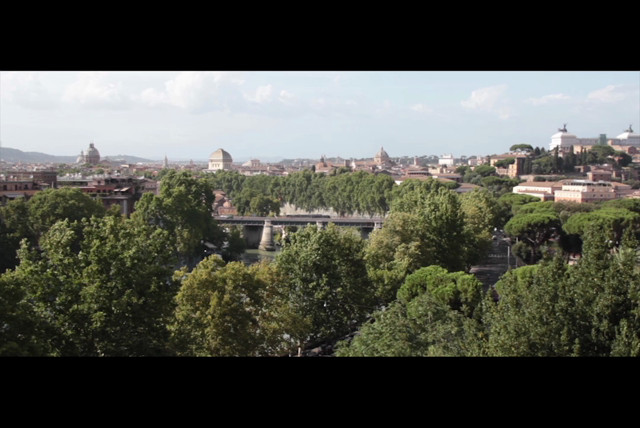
240;248;282;265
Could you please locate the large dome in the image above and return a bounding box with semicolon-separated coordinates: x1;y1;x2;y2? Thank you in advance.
374;146;390;165
86;143;99;156
208;148;233;171
84;142;100;165
209;148;233;161
376;146;389;158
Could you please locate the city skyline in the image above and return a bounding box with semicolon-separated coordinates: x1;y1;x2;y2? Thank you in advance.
1;71;638;161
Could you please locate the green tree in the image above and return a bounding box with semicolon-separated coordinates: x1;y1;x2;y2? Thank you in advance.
27;187;106;239
336;266;485;357
510;144;534;152
365;212;427;304
459;188;500;268
473;164;496;177
504;210;561;264
495;193;540;228
275;224;375;349
0;270;52;356
485;226;640;356
614;151;632;167
0;198;35;273
563;207;640;248
4;215;178;356
483;257;576;356
132;170;229;265
480;176;520;197
563;146;576;172
170;256;268;356
586;145;615;165
397;265;484;318
416;186;468;272
494;157;515;168
249;194;281;217
366;180;471;304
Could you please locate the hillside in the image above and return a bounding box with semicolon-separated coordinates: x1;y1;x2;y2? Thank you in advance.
0;147;154;164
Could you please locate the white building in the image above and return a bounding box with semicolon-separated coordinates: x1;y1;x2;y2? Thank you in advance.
549;124;640;152
208;148;233;171
438;154;455;166
614;125;640;147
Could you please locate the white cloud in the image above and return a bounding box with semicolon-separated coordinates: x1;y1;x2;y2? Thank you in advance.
411;103;433;114
246;84;274;104
62;72;129;109
587;85;627;103
278;89;296;105
461;84;512;119
138;87;168;107
525;93;570;106
0;72;57;109
163;72;213;110
138;71;246;113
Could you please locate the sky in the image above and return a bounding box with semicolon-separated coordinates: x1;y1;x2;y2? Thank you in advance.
1;71;638;162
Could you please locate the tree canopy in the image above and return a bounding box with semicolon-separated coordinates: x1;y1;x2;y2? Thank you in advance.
275;223;376;348
1;215;178;356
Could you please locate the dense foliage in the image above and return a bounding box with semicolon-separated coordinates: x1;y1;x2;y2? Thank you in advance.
2;164;640;357
337;226;640;357
203;169;395;217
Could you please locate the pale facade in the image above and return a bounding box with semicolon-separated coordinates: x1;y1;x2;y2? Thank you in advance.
374;147;395;169
512;181;562;201
554;180;616;203
549;124;640;153
208;148;233;171
439;154;455;166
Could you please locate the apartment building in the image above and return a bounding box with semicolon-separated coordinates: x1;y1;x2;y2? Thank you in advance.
512;181;563;201
554;180;617;203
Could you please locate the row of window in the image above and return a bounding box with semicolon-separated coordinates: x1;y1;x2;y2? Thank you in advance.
1;184;32;191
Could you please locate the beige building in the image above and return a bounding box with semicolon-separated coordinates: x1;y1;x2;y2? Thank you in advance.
554;180;617;203
208;148;233;171
512;181;563;201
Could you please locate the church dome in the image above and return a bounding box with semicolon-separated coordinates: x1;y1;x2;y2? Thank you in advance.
84;143;100;164
87;143;99;155
208;148;233;171
374;146;390;165
376;146;389;158
209;148;233;162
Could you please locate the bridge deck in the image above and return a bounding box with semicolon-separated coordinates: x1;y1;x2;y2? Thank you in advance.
214;216;384;227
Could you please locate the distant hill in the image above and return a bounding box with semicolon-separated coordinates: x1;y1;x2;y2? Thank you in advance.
102;154;157;164
0;147;154;164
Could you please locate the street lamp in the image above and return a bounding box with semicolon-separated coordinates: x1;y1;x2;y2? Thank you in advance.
502;236;513;270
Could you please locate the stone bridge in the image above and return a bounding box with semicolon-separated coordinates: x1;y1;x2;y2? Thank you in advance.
214;215;384;251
